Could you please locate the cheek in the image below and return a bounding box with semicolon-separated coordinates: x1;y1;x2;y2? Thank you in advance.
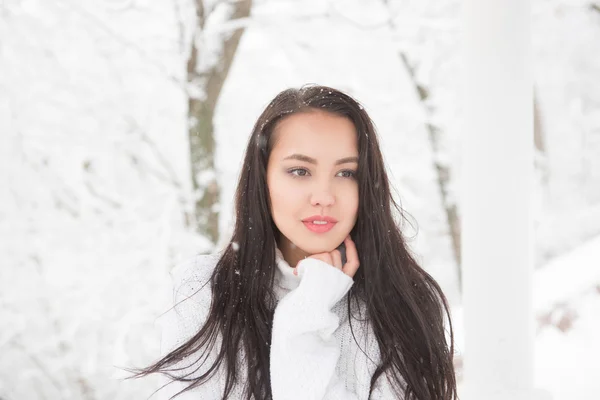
342;185;359;215
268;176;303;216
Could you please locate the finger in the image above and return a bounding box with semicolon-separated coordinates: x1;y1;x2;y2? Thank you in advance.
343;236;359;265
342;236;360;277
331;249;343;270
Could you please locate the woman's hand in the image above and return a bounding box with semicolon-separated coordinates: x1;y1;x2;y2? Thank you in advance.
293;235;360;278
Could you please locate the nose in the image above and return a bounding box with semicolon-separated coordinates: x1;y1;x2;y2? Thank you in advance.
310;181;335;207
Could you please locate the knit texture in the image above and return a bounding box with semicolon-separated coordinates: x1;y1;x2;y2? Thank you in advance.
155;249;402;399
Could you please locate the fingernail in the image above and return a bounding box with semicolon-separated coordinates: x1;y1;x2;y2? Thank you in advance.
293;268;297;276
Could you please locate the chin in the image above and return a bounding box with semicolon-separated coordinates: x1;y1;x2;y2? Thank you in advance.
295;236;343;254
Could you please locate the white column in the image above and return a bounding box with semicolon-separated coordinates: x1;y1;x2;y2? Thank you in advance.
460;1;550;399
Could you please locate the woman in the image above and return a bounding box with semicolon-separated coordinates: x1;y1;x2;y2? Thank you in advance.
133;85;457;399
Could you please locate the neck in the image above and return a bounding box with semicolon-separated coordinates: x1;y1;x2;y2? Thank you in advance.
278;237;309;268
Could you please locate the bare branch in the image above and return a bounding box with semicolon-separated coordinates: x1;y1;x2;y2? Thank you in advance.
52;0;186;89
172;0;187;53
196;0;206;29
10;340;64;398
380;0;463;289
327;1;393;30
84;181;122;209
124;117;184;189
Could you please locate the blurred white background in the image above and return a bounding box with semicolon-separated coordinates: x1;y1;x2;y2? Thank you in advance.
0;0;599;399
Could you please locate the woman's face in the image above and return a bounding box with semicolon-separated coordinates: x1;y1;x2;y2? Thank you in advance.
266;110;359;261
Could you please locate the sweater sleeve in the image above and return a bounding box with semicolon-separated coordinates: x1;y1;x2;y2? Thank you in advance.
155;254;226;400
269;258;400;400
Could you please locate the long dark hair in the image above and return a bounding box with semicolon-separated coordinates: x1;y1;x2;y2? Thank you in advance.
130;85;457;399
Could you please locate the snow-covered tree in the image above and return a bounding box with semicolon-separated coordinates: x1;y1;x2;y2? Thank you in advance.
182;0;252;246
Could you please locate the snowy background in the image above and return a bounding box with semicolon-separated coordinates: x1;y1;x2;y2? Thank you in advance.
0;0;599;399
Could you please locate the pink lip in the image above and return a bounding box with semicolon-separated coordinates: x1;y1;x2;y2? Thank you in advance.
302;216;337;234
302;215;338;223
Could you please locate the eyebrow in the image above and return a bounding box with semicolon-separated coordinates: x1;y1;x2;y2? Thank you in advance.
282;153;359;165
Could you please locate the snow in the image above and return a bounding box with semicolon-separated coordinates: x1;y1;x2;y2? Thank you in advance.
452;233;600;399
0;0;599;399
535;288;600;400
533;235;600;313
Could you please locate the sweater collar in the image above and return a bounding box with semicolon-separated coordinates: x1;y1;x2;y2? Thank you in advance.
274;247;301;290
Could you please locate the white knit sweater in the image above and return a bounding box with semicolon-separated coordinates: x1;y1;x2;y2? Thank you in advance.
156;248;401;399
